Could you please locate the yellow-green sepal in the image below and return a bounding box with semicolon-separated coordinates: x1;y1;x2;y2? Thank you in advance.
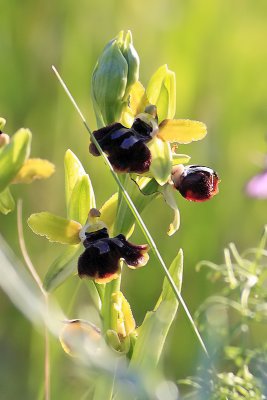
160;184;180;236
120;81;148;127
130;250;183;368
43;245;81;292
64;150;95;224
68;175;94;226
28;212;82;245
172;153;191;165
0;128;31;193
147;137;172;186
0;187;15;215
12;158;55;184
99;193;118;234
158;119;207;144
146;64;176;123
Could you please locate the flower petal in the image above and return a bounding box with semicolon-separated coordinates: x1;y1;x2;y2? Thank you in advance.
158;119;207;144
78;229;149;283
172;165;220;202
160;184;180;236
0;128;31;193
146;65;176;123
65;150;95;221
90;123;152;174
12;158;55;184
28;212;82;244
59;319;101;357
78;242;121;284
0;187;15;215
147;137;172;185
115;234;149;269
120;81;149;127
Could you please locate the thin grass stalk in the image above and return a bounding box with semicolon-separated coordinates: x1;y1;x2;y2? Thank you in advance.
17;200;50;400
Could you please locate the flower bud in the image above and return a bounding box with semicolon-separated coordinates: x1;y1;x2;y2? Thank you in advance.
0;132;10;148
91;30;139;127
0;117;6;130
171;165;220;202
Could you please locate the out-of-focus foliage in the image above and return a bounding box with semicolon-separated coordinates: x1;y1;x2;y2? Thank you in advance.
1;0;267;399
180;227;267;399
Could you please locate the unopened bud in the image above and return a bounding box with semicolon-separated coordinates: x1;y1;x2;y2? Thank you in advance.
0;117;6;130
91;30;139;127
0;132;10;147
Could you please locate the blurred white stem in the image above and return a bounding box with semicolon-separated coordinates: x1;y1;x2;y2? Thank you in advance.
17;199;50;400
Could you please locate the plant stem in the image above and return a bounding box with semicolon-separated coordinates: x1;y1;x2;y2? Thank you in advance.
17;199;50;400
52;66;210;360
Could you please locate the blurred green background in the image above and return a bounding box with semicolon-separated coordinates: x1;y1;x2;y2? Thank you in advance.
1;0;267;398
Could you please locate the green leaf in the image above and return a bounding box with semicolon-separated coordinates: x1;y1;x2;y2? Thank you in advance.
28;212;82;244
0;128;31;192
146;65;176;123
64;150;95;216
68;175;93;225
130;250;183;369
43;245;80;292
147;137;172;186
0;187;15;215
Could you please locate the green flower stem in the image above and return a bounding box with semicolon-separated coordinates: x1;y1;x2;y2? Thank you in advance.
103;175;133;334
52;66;210;360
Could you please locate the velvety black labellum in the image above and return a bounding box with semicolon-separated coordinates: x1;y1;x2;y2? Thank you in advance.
89;119;153;173
78;228;149;283
172;165;220;202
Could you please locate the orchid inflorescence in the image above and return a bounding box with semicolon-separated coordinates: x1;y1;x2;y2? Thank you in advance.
26;30;219;378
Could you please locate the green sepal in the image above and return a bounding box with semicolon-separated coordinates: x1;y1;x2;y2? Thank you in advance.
0;187;15;215
120;30;140;100
0;128;31;193
100;193;118;234
64;150;95;219
43;245;81;292
106;330;131;354
68;175;93;225
147;137;172;186
159;184;180;235
146;64;176;123
130;250;183;368
27;212;82;245
172;153;191;165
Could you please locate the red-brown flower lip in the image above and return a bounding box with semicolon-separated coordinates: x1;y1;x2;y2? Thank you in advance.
171;165;220;202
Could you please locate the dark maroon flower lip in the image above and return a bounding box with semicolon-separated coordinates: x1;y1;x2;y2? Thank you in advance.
171;165;220;202
89;119;154;174
78;228;149;283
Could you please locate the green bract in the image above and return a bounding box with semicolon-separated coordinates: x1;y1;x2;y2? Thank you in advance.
91;30;139;127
